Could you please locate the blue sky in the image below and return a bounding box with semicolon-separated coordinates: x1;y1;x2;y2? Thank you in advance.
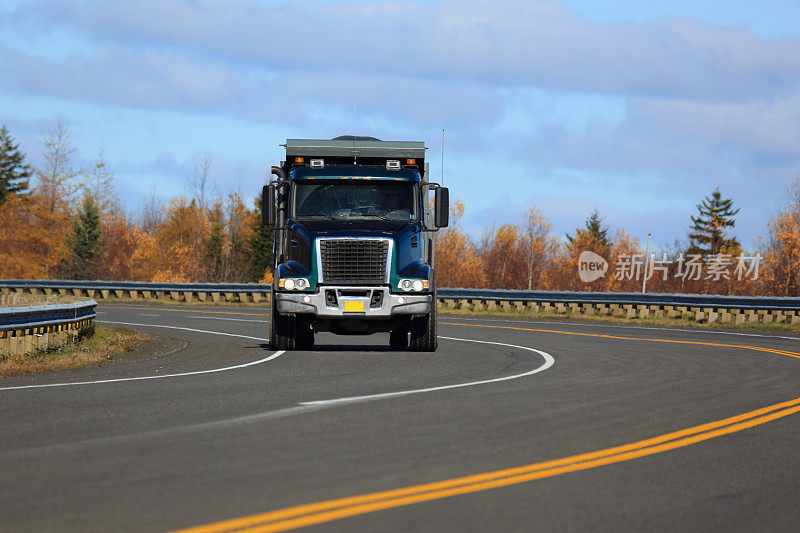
1;0;798;250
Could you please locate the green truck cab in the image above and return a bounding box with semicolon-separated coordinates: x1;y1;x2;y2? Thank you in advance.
263;136;449;351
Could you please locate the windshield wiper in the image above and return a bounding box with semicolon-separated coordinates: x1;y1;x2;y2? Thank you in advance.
353;213;396;221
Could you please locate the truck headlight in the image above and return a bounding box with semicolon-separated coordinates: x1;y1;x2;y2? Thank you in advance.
398;279;429;292
279;278;309;290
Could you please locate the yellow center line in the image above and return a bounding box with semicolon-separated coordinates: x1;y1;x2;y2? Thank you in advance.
441;321;800;359
174;321;800;533
99;305;269;317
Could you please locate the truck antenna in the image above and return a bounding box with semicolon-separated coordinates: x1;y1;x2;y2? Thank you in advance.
353;93;358;164
441;128;445;185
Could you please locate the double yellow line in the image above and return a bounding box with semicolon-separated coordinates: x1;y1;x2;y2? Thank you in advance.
178;396;800;533
175;321;800;533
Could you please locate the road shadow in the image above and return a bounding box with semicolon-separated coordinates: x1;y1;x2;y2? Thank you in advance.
247;342;397;352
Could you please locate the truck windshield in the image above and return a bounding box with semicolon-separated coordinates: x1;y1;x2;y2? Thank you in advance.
292;180;417;222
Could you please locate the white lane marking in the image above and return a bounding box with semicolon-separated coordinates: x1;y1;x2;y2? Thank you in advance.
443;315;800;341
300;336;554;407
98;320;266;341
138;313;159;317
2;335;555;454
188;315;267;323
0;322;277;392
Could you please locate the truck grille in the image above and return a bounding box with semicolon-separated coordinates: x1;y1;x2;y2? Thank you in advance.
319;239;389;285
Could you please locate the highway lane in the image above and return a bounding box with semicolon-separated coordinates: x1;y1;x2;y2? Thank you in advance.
1;303;799;531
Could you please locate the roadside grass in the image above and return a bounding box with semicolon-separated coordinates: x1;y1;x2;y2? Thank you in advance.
0;326;150;378
440;307;800;334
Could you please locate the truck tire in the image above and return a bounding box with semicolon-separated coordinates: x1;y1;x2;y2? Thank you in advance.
270;296;296;350
410;299;437;352
389;329;408;350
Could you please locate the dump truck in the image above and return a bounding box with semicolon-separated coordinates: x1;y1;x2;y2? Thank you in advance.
263;136;449;351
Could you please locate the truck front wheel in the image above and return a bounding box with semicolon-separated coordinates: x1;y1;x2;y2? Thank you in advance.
270;296;296;350
410;300;437;352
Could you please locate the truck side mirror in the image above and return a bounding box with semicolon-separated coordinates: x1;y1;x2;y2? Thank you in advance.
262;184;276;227
434;187;449;228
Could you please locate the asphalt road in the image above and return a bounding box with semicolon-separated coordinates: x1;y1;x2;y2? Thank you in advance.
2;303;800;532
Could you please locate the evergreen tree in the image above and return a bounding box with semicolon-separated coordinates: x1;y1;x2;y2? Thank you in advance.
688;187;740;255
567;209;609;248
249;191;274;282
0;125;32;204
66;195;105;279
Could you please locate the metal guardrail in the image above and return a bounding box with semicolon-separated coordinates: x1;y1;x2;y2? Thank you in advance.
0;280;272;304
0;300;97;332
1;280;798;325
436;289;800;311
0;300;98;356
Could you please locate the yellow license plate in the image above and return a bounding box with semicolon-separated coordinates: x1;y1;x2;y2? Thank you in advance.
343;301;365;313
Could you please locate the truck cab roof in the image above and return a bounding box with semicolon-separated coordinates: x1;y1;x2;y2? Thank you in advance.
282;137;428;181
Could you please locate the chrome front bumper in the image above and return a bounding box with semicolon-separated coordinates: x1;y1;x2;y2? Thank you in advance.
275;286;431;318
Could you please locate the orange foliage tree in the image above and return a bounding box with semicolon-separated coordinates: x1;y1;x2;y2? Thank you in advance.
761;179;800;296
435;200;487;288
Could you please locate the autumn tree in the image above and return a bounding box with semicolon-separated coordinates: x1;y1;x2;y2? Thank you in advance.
520;207;557;290
138;187;165;235
761;179;800;296
435;200;487;288
481;223;522;289
28;120;83;277
561;210;613;290
224;192;256;281
606;228;641;292
66;194;104;279
688;187;740;255
204;203;226;281
36;119;81;212
187;153;213;279
567;210;609;251
101;209;138;281
0;125;32;204
84;145;116;214
0;194;47;278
